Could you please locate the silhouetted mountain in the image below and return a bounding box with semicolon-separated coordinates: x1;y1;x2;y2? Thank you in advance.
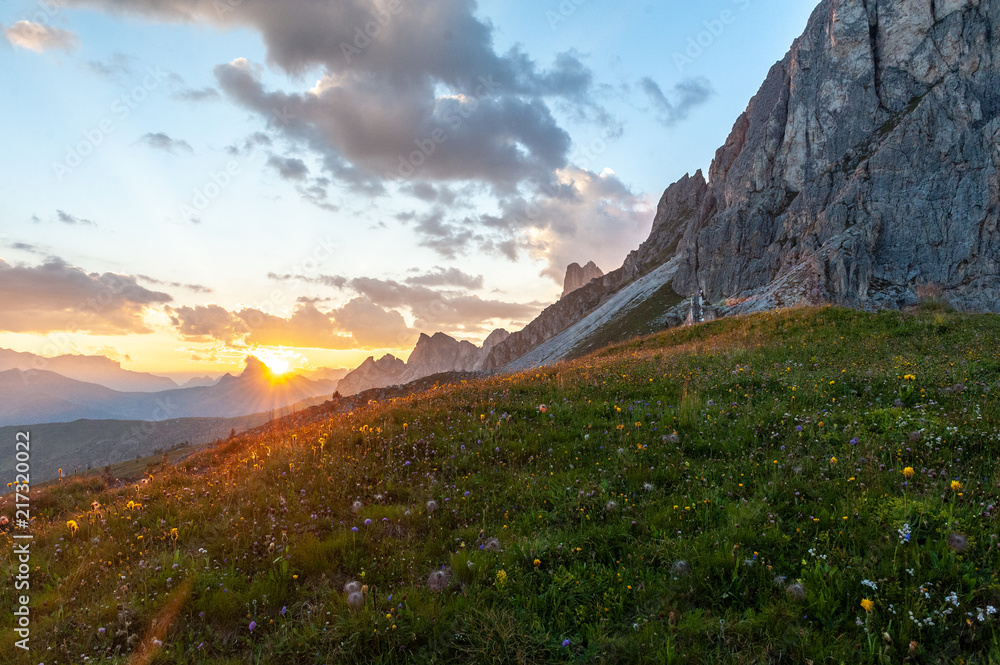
0;348;177;392
0;357;335;427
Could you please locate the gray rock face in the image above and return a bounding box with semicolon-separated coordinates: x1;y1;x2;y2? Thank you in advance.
336;354;406;396
485;0;1000;371
337;329;510;395
672;0;1000;313
561;261;605;298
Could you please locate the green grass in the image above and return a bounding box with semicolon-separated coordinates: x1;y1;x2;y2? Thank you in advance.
2;305;1000;664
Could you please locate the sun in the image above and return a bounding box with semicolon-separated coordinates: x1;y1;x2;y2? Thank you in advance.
254;349;295;376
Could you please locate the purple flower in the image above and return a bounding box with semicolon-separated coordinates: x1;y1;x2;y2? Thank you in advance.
562;639;571;647
850;438;860;445
795;425;803;432
98;627;105;635
364;519;372;526
249;621;257;631
280;606;287;615
351;526;359;532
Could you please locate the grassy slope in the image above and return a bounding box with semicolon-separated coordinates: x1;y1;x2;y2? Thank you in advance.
2;306;999;664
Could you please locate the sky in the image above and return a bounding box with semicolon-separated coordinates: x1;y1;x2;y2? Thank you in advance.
0;0;818;381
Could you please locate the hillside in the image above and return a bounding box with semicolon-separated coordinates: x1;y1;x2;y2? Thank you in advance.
1;306;998;663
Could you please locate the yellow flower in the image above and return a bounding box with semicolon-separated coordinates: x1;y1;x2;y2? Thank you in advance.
830;457;838;465
533;559;541;566
904;374;916;381
951;480;962;491
170;527;178;541
903;467;915;478
66;520;78;534
495;569;507;588
861;598;874;613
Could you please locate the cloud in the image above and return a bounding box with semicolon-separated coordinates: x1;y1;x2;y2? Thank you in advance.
405;267;483;290
59;0;608;192
172;86;221;102
87;53;137;80
4;21;79;53
137;274;213;293
170;300;416;350
0;257;172;334
640;77;713;128
267;155;309;180
139;132;194;153
347;276;539;331
56;210;97;226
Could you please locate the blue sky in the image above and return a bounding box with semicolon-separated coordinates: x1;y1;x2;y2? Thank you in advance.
0;0;817;378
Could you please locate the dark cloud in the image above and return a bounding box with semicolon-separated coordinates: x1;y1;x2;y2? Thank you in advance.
136;274;213;293
87;53;137;80
347;276;539;330
139;132;194;153
0;258;172;334
170;300;416;350
640;77;713;128
405;267;483;290
10;242;45;254
267;155;309;180
172;86;221;102
56;210;97;226
267;272;347;289
226;131;273;156
4;21;79;53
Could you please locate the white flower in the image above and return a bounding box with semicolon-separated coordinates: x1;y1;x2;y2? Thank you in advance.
861;579;877;590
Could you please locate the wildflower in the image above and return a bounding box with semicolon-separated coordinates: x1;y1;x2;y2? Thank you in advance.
347;592;364;609
351;501;363;513
280;606;287;616
904;374;916;381
861;598;875;613
861;579;878;591
538;404;548;413
786;583;806;601
950;480;963;491
898;523;912;543
495;569;507;588
427;569;450;593
248;621;257;631
67;520;79;535
948;533;969;552
830;456;838;465
426;500;438;514
533;559;541;567
605;500;617;511
562;639;571;647
671;561;690;577
364;519;372;526
351;526;359;532
643;482;654;491
98;627;105;635
344;581;362;594
170;527;178;541
902;467;914;478
483;537;501;551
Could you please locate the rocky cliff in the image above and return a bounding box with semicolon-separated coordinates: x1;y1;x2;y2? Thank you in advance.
336;354;406;396
561;261;605;298
485;0;1000;371
336;329;510;395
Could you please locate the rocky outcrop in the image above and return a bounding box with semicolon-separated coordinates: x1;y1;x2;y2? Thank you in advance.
486;0;1000;371
337;330;510;395
561;261;605;298
336;355;406;396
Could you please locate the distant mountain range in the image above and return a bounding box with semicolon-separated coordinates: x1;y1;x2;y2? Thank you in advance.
0;356;337;427
0;347;179;392
336;329;508;395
